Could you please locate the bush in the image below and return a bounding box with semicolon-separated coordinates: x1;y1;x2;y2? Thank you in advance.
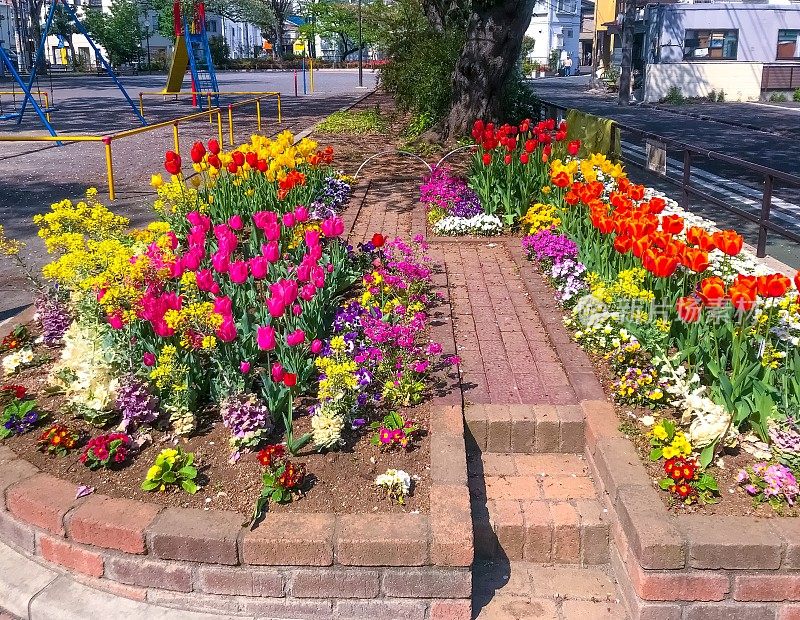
793;88;800;102
663;86;684;105
380;30;464;129
317;108;389;134
769;92;788;103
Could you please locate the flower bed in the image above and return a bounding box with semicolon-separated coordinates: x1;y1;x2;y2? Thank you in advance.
461;116;800;515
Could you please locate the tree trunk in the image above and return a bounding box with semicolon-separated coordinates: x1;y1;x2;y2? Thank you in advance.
274;19;285;58
441;0;536;141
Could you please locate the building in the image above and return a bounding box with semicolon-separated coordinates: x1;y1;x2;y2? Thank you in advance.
527;0;582;72
579;0;596;67
638;3;800;102
591;0;619;76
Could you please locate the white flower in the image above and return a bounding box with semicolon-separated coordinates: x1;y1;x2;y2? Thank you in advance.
639;415;655;427
375;469;411;495
311;404;346;449
19;348;33;364
433;214;503;237
2;352;20;376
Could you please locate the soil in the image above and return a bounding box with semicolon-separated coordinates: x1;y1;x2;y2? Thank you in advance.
580;325;792;518
2;324;444;516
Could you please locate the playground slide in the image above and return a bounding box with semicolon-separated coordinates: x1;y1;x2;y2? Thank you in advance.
163;36;188;94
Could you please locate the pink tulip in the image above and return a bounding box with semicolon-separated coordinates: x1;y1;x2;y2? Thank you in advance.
108;312;124;329
257;325;277;350
309;244;323;261
326;263;334;273
153;320;175;338
249;256;268;279
213;295;233;317
187;226;206;249
282;212;296;228
304;228;321;248
240;361;251;374
300;283;316;301
196;269;219;293
228;260;249;284
286;329;305;346
320;216;344;238
211;251;230;274
182;248;203;271
271;362;284;382
216;317;238;342
264;223;281;242
228;215;243;230
187;211;211;232
266;297;285;318
294;206;309;223
253;210;278;230
292;304;302;316
169;260;184;279
263;241;280;263
311;339;323;354
143;352;156;367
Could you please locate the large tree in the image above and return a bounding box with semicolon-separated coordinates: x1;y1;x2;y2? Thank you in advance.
440;0;535;139
301;0;378;62
83;0;142;67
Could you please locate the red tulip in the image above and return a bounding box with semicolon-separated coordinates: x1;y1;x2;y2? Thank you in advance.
682;248;709;273
232;151;245;167
164;151;181;175
676;296;701;323
757;273;791;298
190;141;205;164
567;140;580;156
207;138;220;154
371;233;385;248
482;153;491;166
520;152;529;165
283;373;297;387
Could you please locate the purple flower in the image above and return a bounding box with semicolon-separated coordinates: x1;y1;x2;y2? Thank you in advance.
116;375;159;430
220;393;272;448
420;167;483;219
35;291;72;345
522;229;578;265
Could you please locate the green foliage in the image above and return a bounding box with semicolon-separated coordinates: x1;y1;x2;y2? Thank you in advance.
317;108;389;134
663;86;685;105
769;92;788;103
500;67;538;124
794;88;800;102
300;0;379;61
380;29;464;130
548;49;559;72
83;0;142;67
209;35;230;68
141;447;198;494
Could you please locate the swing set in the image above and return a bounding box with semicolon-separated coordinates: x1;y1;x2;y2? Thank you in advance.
0;0;145;139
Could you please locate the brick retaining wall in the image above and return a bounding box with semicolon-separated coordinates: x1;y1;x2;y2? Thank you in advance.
0;401;472;619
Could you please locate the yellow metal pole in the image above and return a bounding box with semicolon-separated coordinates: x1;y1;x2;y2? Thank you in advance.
276;94;282;124
310;58;314;93
44;93;50;123
102;137;116;201
217;111;223;147
227;104;234;146
172;122;180;156
139;93;144;120
256;98;262;131
208;94;213;124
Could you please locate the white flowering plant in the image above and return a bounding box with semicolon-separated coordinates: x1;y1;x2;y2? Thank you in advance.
432;214;504;237
374;468;412;504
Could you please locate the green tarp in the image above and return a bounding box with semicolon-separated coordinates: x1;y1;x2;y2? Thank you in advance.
564;108;621;161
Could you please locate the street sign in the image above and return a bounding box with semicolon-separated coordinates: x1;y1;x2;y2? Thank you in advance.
293;40;305;54
262;41;273;51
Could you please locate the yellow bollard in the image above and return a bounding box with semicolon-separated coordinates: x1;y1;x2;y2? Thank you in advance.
102;137;115;201
217;111;223;147
139;93;144;120
44;93;50;123
256;99;262;131
310;59;314;93
276;94;282;124
228;105;234;146
172;123;180;156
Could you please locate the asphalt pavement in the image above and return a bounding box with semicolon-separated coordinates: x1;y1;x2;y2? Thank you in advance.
0;69;378;317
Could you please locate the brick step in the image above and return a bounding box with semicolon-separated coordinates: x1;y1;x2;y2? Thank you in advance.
465;404;585;454
468;453;609;564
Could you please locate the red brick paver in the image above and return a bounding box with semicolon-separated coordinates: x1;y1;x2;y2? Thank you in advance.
442;243;576;406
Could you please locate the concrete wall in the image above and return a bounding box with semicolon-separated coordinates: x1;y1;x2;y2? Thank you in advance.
643;61;764;102
651;4;800;64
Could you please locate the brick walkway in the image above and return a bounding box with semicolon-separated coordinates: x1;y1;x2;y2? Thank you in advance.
347;174;626;619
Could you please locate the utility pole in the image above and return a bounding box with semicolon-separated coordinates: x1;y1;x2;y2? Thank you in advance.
618;0;635;105
357;0;363;87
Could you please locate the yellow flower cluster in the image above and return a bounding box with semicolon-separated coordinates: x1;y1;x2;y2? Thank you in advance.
315;355;359;401
289;221;322;250
521;202;561;234
151;174;205;219
578;153;625;183
0;225;24;256
212;131;318;183
163;301;223;350
550;158;579;185
34;188;128;254
149;345;189;391
651;421;692;458
589;268;654;311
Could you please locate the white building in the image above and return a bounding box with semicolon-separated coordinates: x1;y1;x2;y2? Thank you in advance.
527;0;582;73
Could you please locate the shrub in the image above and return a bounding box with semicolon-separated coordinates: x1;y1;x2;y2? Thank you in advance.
769;92;788;103
794;88;800;102
663;86;684;105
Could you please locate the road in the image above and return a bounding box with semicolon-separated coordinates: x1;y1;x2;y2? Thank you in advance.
531;76;800;268
0;69;378;317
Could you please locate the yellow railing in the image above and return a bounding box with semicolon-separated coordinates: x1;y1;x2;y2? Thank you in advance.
137;91;282;125
0;95;278;201
0;91;53;122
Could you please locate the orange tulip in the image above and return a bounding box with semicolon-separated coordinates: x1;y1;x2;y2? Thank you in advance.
729;282;757;312
632;235;650;259
628;184;645;201
686;227;716;252
613;234;633;254
676;296;701;323
648;197;666;214
698;277;727;307
795;271;800;292
712;230;744;256
661;215;684;235
552;171;570;188
682;248;709;273
757;274;791;298
644;250;679;278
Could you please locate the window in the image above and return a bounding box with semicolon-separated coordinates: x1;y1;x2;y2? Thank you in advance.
556;0;577;13
777;29;800;60
564;28;573;38
683;29;738;60
207;20;217;33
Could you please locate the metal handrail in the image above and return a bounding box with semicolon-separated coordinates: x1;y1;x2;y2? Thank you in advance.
534;97;800;257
